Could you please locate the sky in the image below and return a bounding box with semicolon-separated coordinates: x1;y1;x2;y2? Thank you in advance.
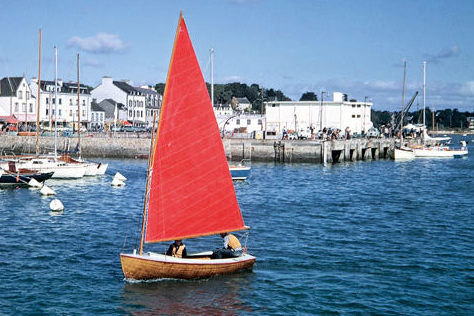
1;0;473;111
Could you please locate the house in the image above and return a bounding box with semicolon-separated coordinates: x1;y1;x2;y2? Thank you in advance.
216;113;265;139
213;104;233;116
136;85;161;127
231;97;252;112
30;78;92;129
468;117;474;131
91;77;149;126
264;92;373;139
90;100;105;130
0;76;37;126
97;98;128;127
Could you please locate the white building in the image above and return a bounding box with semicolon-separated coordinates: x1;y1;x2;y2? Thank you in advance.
30;78;92;128
216;113;265;138
213;104;233;116
137;85;161;127
91;77;147;126
90;100;105;130
0;76;36;123
264;92;373;138
232;97;252;112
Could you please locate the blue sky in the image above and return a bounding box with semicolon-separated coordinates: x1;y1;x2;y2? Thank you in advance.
1;0;473;111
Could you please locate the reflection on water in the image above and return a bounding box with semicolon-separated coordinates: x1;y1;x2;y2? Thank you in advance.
120;273;255;315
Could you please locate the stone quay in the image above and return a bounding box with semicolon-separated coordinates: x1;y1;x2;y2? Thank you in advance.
0;135;394;163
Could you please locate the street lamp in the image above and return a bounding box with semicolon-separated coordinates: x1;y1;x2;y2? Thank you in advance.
319;91;328;131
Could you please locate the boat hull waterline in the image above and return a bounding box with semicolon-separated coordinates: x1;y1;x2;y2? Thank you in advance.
120;253;256;280
413;148;468;158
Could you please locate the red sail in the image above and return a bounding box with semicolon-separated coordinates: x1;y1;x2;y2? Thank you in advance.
145;15;246;243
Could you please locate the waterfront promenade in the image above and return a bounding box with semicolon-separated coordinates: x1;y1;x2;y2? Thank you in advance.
0;134;394;163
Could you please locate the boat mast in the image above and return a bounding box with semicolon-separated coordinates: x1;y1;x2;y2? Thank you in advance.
423;61;426;126
35;28;42;155
54;46;58;161
400;60;406;146
77;53;81;159
139;110;158;255
210;48;214;106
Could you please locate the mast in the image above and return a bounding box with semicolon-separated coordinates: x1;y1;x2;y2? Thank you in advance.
54;46;58;161
77;53;81;158
210;48;214;106
139;110;158;255
423;61;426;127
400;60;406;146
24;74;27;132
35;28;42;155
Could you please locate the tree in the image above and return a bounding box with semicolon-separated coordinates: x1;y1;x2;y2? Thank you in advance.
299;92;318;101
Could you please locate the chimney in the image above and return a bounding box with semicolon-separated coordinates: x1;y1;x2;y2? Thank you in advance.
102;76;113;85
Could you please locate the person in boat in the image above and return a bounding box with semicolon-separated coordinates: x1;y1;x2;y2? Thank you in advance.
166;240;187;258
212;232;243;259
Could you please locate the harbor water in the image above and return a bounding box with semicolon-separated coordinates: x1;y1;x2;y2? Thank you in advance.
0;136;473;314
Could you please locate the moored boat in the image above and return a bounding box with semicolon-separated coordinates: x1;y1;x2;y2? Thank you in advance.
0;165;53;187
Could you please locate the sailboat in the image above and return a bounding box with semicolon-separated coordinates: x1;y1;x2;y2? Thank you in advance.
412;61;468;158
56;53;108;176
120;13;256;280
13;44;87;178
391;60;415;160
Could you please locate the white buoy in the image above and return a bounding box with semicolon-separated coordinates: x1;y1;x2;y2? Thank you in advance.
28;178;42;188
111;178;125;186
49;199;64;212
114;172;127;181
40;185;56;195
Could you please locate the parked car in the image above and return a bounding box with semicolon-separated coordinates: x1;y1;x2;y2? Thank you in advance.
121;125;135;132
367;127;380;138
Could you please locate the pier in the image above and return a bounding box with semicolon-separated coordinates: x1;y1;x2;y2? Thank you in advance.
0;135;394;163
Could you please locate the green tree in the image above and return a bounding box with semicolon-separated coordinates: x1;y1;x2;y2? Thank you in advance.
299;92;318;101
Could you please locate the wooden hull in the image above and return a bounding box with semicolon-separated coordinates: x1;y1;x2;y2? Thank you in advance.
120;252;256;280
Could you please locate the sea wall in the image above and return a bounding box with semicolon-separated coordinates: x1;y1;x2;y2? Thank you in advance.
0;135;394;163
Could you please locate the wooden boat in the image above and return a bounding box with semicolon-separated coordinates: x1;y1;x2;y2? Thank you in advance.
0;162;53;186
120;13;256;280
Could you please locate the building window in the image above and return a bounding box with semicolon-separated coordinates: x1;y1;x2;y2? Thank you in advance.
258;119;262;125
129;100;132;107
59;109;62;116
357;115;361;118
70;99;73;105
83;100;85;105
18;91;22;99
352;104;355;108
26;91;30;100
82;110;85;116
14;103;19;112
46;98;49;104
247;119;251;125
29;103;33;112
52;98;55;104
352;114;356;118
46;109;49;115
129;110;132;116
69;110;72;116
236;119;240;125
59;98;62;105
357;104;361;108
